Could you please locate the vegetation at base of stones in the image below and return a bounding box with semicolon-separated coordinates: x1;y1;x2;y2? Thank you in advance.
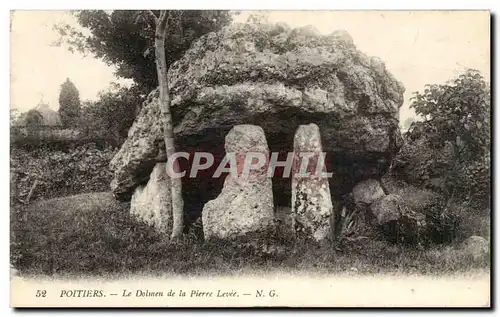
381;176;489;245
58;78;81;128
10;192;489;277
10;145;117;204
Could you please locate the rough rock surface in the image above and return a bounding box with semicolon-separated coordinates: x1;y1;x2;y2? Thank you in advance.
202;125;274;240
110;23;405;215
370;194;426;244
352;179;385;206
130;163;172;235
460;236;489;261
370;194;401;224
291;124;333;241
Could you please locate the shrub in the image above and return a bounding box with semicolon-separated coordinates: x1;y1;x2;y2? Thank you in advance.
382;175;463;245
11;143;117;202
396;69;490;208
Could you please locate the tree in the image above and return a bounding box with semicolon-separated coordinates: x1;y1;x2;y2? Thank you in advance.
59;78;81;128
79;84;143;147
246;11;270;25
134;10;184;239
24;109;44;137
406;69;490;204
10;108;20;125
55;10;234;91
10;108;22;143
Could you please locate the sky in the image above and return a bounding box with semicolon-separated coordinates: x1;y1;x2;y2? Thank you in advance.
10;10;490;122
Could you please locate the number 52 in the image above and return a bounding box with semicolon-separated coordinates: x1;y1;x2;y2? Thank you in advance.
36;290;47;298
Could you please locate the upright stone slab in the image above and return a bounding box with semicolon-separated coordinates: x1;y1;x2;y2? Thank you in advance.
202;125;274;240
130;162;172;235
291;123;333;242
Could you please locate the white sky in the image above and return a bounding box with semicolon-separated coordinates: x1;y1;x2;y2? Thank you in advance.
10;10;490;122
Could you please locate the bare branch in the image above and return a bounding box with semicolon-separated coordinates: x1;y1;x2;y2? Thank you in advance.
134;12;144;24
158;10;170;31
147;10;159;23
176;10;184;34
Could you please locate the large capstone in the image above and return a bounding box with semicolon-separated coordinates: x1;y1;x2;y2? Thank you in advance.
201;125;274;240
291;124;333;241
109;23;405;224
130;162;172;235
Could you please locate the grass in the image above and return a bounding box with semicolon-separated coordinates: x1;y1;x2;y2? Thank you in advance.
10;192;490;278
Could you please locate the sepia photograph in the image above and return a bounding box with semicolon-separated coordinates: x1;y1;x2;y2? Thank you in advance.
9;9;491;308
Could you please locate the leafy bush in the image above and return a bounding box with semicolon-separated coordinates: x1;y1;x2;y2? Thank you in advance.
402;69;490;207
389;69;490;244
11;143;117;202
78;84;144;148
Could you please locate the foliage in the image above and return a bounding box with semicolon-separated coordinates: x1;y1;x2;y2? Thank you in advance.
11;192;489;276
24;109;43;128
393;132;453;190
53;10;234;152
409;69;490;161
400;117;415;132
55;10;234;91
395;69;490;207
58;78;81;127
24;109;44;137
10;144;116;203
10;108;20;124
78;84;144;147
246;12;270;25
10;108;24;145
10;125;23;145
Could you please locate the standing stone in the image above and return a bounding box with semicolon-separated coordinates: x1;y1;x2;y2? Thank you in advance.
130;162;172;235
291;124;333;242
352;178;385;206
202;125;274;240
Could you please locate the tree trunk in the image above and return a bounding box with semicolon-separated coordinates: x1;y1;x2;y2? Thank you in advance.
155;11;184;239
